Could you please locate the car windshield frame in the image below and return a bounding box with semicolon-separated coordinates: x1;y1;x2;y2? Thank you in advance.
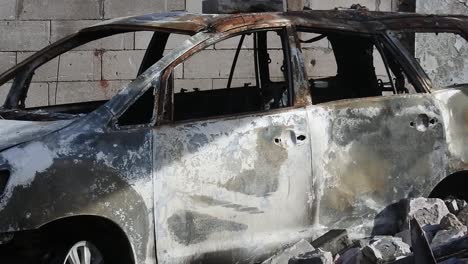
0;27;204;122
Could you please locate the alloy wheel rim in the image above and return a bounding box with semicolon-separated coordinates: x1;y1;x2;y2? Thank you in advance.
63;241;104;264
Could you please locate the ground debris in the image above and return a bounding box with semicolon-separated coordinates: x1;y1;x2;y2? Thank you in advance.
288;249;333;264
262;239;315;264
262;197;468;264
361;236;411;263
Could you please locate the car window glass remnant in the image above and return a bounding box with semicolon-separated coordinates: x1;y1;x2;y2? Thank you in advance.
171;29;291;121
414;32;468;89
298;30;418;105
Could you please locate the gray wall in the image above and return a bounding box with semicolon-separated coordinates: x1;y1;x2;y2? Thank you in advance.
416;0;468;88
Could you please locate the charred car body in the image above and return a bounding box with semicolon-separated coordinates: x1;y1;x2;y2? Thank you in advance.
0;10;466;264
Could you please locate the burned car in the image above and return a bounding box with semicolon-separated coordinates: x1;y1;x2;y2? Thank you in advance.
0;10;467;264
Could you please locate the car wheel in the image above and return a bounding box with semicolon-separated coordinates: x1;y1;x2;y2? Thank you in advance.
48;240;105;264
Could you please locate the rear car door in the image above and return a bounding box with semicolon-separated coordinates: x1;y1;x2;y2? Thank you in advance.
298;28;448;236
152;27;314;263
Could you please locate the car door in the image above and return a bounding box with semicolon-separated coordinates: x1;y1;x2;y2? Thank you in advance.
302;30;449;236
152;27;314;263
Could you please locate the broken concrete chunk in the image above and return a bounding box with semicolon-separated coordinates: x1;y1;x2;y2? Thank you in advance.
431;229;465;248
362;236;411;263
262;239;315;264
440;213;467;232
395;230;411;246
445;199;468;215
406;198;450;227
446;199;460;214
457;206;468;227
311;229;353;256
288;249;333;264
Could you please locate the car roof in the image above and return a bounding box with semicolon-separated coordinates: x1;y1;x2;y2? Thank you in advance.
81;10;468;35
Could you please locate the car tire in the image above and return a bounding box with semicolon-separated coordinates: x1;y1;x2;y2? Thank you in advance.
45;240;106;264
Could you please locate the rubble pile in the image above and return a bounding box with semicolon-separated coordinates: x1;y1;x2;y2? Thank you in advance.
262;198;468;264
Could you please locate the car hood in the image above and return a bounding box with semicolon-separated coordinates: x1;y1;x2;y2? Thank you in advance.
0;119;74;151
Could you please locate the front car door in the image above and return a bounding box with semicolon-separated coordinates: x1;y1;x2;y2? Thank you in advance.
152;26;315;263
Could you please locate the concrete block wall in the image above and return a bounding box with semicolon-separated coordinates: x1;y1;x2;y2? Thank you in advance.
0;0;185;107
0;0;395;107
416;0;468;88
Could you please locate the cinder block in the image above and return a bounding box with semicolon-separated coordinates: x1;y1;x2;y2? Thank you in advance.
167;0;186;11
268;49;287;78
102;50;146;80
184;49;255;79
0;21;50;51
105;0;164;19
373;48;387;77
25;83;49;107
309;0;392;11
0;0;16;20
18;52;58;82
302;48;338;77
174;79;212;93
19;0;102;20
214;35;254;49
417;0;468;15
0;83;12;104
58;51;101;81
0;52;16;74
51;21;134;50
52;80;130;105
135;32;191;50
186;0;203;13
20;51;100;83
212;78;256;89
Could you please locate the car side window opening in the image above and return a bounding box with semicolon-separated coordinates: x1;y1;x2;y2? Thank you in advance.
298;29;419;105
168;29;292;122
0;31;189;125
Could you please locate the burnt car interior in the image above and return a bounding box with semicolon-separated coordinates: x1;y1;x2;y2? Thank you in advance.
298;29;420;104
170;29;292;121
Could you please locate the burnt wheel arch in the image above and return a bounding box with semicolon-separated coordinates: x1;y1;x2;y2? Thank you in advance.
429;171;468;201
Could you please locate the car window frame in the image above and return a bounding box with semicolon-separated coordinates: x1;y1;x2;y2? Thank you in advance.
156;24;310;126
296;26;431;105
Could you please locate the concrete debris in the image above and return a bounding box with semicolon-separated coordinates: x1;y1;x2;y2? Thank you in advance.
431;229;466;248
457;206;468;227
311;229;353;256
263;239;315;264
395;230;411;246
440;213;468;232
288;249;333;264
445;198;468;215
263;197;468;264
405;198;450;228
362;236;411;263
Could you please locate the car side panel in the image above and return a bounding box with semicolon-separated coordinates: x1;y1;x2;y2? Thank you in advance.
307;94;448;236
